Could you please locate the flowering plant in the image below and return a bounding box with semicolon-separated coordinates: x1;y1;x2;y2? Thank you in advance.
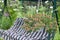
22;13;57;33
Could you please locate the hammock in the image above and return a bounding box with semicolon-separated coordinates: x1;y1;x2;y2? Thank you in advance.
0;18;55;40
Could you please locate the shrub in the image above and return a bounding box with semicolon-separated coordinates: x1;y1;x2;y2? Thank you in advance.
22;13;57;33
0;6;17;30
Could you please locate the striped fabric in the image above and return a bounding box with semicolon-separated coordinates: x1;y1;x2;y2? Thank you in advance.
0;18;55;40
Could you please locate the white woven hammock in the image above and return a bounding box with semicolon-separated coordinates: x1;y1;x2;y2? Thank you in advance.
0;18;54;40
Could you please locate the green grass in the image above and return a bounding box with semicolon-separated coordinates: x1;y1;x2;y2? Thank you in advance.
0;37;3;40
54;29;60;40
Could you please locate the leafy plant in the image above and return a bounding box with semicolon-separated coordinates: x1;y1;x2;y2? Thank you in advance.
57;6;60;33
22;13;57;33
0;6;17;30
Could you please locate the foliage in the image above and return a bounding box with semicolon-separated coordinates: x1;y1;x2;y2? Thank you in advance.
57;6;60;26
22;13;57;33
0;0;4;9
0;38;3;40
0;0;59;39
0;6;17;30
39;6;47;13
54;28;60;40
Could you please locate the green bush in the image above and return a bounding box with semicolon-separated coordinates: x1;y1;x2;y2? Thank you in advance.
0;6;17;30
22;13;57;33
